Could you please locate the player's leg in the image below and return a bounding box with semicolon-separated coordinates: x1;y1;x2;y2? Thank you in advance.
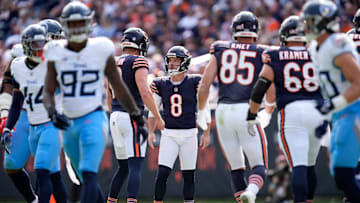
154;131;179;202
108;112;130;203
330;112;360;202
179;130;198;203
3;110;37;203
215;104;247;203
78;110;107;203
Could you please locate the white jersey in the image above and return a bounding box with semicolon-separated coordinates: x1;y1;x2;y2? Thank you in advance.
44;37;115;118
309;33;360;100
10;56;50;125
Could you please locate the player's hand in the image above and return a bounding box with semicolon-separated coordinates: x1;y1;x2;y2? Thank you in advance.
50;112;70;130
148;132;156;149
0;117;8;134
197;109;208;131
246;110;260;136
258;109;272;128
1;128;11;154
316;99;334;115
315;120;329;139
200;131;210;150
156;117;165;130
130;111;148;144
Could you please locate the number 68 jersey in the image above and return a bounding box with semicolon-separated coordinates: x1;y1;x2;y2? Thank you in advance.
44;37;115;118
10;56;50;125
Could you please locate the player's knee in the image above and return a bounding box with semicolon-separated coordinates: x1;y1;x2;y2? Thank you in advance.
128;158;144;175
182;170;195;200
117;159;129;175
156;165;171;182
251;165;266;180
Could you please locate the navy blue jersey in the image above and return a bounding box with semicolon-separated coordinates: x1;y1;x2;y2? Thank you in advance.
348;32;360;53
151;74;201;129
111;55;149;112
210;40;266;103
263;47;322;109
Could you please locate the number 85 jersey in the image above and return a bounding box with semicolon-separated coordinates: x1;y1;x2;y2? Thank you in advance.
11;56;50;125
210;40;266;103
44;37;115;118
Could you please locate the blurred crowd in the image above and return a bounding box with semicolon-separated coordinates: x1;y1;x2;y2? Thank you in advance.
0;0;359;76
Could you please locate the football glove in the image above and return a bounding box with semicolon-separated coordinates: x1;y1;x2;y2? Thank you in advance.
316;95;347;115
130;111;148;144
246;110;260;136
0;117;7;134
197;109;208;131
50;111;70;130
258;109;272;128
315;120;329;139
1;127;11;154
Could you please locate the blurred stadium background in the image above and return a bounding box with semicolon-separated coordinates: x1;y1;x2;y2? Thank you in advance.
0;0;359;202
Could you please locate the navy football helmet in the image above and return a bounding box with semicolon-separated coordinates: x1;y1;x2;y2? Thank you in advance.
21;24;47;63
300;0;339;41
59;1;94;43
279;16;307;46
165;46;192;76
353;8;360;33
39;19;64;40
231;11;259;40
121;27;149;56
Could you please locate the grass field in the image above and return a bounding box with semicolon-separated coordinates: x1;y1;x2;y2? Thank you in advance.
0;197;343;203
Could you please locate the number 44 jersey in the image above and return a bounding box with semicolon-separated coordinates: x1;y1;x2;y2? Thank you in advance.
11;56;50;125
44;37;115;118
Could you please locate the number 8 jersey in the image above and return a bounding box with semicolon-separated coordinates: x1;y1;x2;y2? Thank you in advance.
44;37;115;118
210;40;266;103
262;46;322;109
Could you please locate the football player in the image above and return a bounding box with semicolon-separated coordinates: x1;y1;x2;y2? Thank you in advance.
247;16;324;203
147;46;210;203
42;2;147;203
2;24;68;203
0;19;65;203
107;27;164;203
301;1;360;202
198;11;271;203
347;8;360;53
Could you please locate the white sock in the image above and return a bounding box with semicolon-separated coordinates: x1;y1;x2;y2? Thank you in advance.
246;183;259;194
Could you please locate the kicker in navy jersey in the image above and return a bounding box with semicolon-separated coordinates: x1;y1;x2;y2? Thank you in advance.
151;74;201;129
262;47;322;109
210;40;266;103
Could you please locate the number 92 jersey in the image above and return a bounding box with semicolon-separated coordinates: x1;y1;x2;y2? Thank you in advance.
210;40;266;103
10;56;50;125
44;37;115;118
309;33;360;105
262;47;322;109
151;75;201;129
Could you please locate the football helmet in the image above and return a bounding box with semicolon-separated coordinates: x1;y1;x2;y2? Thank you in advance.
39;19;64;40
165;46;192;76
59;1;94;43
121;27;149;56
279;15;306;46
21;24;47;63
231;11;259;40
353;8;360;33
300;0;339;42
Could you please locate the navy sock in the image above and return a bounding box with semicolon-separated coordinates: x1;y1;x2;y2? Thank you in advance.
50;172;68;203
108;159;129;199
81;171;98;203
127;158;144;199
231;169;247;193
291;166;307;203
182;170;195;201
154;165;171;201
96;183;104;203
8;169;37;203
334;167;360;202
36;169;53;203
307;166;317;201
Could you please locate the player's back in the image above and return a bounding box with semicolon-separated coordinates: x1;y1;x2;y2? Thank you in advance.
210;40;265;103
263;46;322;109
44;37;115;118
111;54;148;112
10;56;50;125
151;74;201;129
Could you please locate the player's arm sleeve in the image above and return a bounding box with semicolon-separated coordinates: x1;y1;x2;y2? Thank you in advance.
250;76;272;104
5;89;24;130
132;57;150;71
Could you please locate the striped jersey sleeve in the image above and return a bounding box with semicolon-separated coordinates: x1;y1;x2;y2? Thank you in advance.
132;57;149;70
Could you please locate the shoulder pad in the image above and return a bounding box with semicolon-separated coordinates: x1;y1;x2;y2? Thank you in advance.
209;40;230;54
91;37;115;57
332;33;352;49
10;44;24;58
44;40;66;61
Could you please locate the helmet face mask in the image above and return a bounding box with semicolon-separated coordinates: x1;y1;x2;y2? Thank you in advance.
353;9;360;33
59;1;94;43
121;27;149;56
22;24;47;63
231;11;259;40
164;46;191;76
